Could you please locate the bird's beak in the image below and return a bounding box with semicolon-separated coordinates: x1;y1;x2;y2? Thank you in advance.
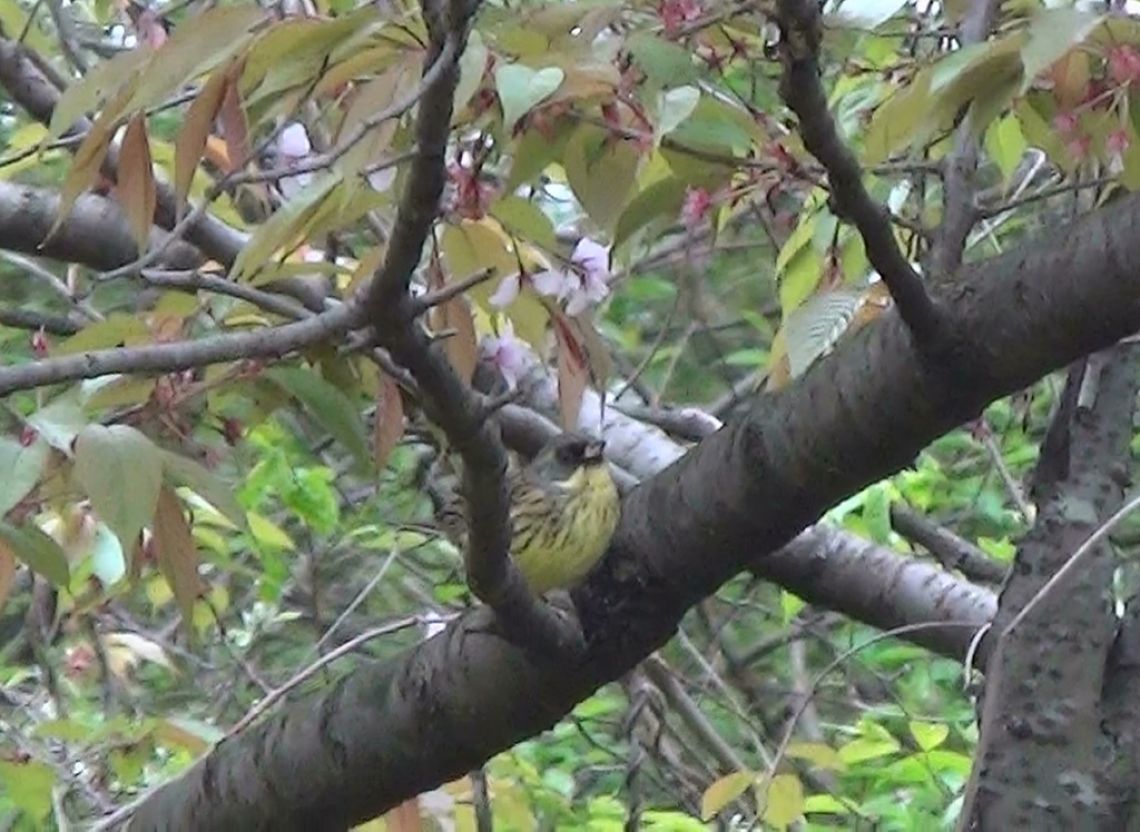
583;440;605;463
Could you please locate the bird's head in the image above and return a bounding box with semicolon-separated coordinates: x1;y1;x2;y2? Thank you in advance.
529;433;607;488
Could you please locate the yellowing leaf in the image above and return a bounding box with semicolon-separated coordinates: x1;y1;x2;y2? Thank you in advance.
489;195;556;250
837;735;901;765
1019;7;1102;94
786;742;844;771
48;47;150;139
152;486;202;628
909;720;950;751
102;631;175;676
229;173;342;282
761;774;805;830
246;511;295;551
73;424;164;555
439;221;517;309
117;116;157;252
175;66;230;204
864;71;933;164
700;770;755;821
126;4;265;114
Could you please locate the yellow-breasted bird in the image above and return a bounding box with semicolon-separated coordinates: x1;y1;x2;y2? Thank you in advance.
429;433;621;595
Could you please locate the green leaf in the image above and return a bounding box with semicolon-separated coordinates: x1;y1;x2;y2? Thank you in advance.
786;742;844;771
454;30;489;115
0;522;69;585
564;124;639;231
657;86;701;136
247;511;295;551
863;482;893;544
26;392;87;451
837;735;901;765
229;173;342;283
701;770;755;820
626;33;699;90
984;115;1028;182
490;195;556;249
89;522;126;585
73;424;164;554
160;450;247;529
803;794;853;815
613;177;688;251
0;437;49;518
265;367;372;472
0;759;54;820
909;720;950;751
55;313;152;355
494;64;564;130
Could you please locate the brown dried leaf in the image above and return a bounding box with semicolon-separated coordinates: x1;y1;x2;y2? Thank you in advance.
0;542;16;615
554;314;588;430
432;297;478;383
218;73;249;173
151;485;202;627
118;115;157;253
174;67;229;203
373;372;405;471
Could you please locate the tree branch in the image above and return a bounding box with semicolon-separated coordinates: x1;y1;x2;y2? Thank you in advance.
358;0;582;655
773;0;943;340
0;301;360;397
120;173;1140;826
890;502;1007;584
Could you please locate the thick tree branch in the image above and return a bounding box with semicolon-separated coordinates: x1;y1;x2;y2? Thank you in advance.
890;502;1007;584
0;181;201;271
773;0;943;340
0;302;360;396
0;37;331;312
960;344;1140;828
124;185;1140;829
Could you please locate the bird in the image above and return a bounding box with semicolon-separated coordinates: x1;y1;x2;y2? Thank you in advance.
429;432;621;595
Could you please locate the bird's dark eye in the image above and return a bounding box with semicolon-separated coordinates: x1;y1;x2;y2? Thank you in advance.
557;440;585;464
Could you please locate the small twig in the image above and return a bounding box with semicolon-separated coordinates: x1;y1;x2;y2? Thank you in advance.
413;267;495;312
229;616;427;736
764;620;981;786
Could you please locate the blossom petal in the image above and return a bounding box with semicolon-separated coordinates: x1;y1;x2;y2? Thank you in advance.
488;273;521;308
532;268;571;298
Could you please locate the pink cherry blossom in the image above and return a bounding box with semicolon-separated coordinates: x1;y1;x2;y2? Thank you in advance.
276;122;313;198
681;186;713;229
480;323;531;389
531;238;613;316
1107;128;1131;161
